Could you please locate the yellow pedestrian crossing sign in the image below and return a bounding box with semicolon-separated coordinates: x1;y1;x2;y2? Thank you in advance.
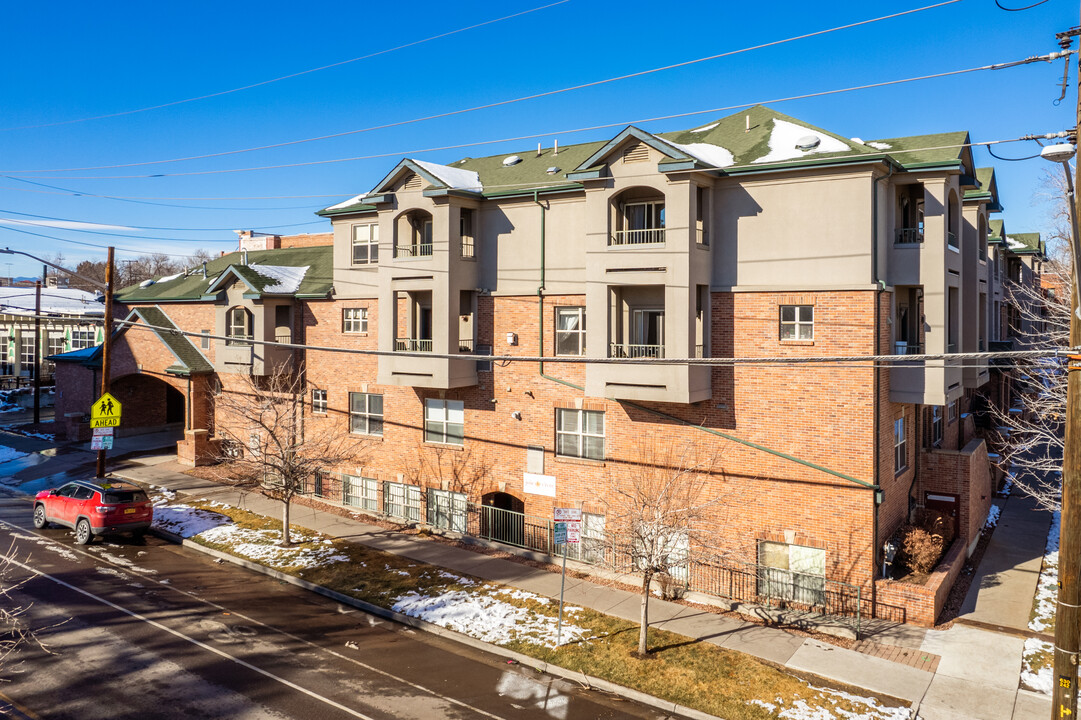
90;392;122;429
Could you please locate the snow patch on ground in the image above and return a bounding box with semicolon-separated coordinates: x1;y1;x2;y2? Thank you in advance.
984;504;1002;530
1;426;54;441
1030;510;1060;633
1022;638;1054;694
753;119;852;164
153;502;232;538
196;525;348;569
749;683;912;719
90;548;157;574
391;588;590;649
0;445;27;464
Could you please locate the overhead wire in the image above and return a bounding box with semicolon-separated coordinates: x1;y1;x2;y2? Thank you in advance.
10;51;1070;182
0;210;326;236
0;0;966;175
0;1;573;132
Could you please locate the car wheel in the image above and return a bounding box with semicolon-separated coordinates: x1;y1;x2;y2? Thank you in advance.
74;518;93;545
32;504;48;529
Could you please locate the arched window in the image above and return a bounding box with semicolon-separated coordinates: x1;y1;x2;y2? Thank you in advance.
612;187;665;246
226;306;253;345
395;210;433;258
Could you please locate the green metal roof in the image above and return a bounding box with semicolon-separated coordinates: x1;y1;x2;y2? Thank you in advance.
1005;232;1044;255
863;131;969;168
116;246;333;302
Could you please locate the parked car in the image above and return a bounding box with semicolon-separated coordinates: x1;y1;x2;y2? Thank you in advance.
33;479;153;545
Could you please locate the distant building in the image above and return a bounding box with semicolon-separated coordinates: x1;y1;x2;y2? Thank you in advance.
0;286;105;380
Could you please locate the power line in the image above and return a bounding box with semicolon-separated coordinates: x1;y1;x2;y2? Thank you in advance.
11;51;1069;182
0;207;327;233
0;1;964;175
0;1;572;132
0;226;214;259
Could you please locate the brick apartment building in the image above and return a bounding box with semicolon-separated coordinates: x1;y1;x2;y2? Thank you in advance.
53;106;1047;626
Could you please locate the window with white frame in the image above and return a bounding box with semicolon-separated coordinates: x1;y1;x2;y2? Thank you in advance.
930;406;943;446
44;334;63;374
555;307;586;356
619;200;665;244
428;488;467;533
342;307;368;334
352;223;379;265
383;481;422;522
343;475;379;512
349;392;383;436
424;399;464;445
555;408;604;461
199;329;211;351
948;400;958;423
0;334;10;375
71;327;97;350
894;417;907;473
780;305;814;341
311;389;327;414
226;306;253;345
19;334;35;376
757;541;826;606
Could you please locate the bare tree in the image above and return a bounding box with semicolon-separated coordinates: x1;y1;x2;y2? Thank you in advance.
403;441;497;497
986;255;1071;511
0;544;53;672
212;365;373;546
601;437;727;655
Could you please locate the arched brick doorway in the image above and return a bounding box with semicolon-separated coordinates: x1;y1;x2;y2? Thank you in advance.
110;373;186;433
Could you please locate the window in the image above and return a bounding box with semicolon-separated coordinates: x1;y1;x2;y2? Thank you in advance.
19;334;35;376
948;400;958;423
248;431;261;457
342;307;369;334
757;541;826;606
894;417;907;473
71;327;97;350
311;389;327;414
0;334;10;375
930;406;943;447
555;408;604;461
424;399;464;445
44;334;63;374
349;392;383;436
352;224;379;265
226;307;253;345
555;307;586;356
199;329;211;351
383;481;422;522
780;305;814;341
460;208;475;259
428;488;467;532
343;475;379;512
618;201;665;244
423;397;462;443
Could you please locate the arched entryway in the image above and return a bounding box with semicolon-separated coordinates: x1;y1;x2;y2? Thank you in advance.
110;373;186;434
480;491;525;548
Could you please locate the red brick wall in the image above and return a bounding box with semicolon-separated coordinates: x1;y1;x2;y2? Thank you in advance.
874;540;965;626
918;438;992;549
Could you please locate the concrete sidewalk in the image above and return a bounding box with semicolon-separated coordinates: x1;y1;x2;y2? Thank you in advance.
111;459;939;710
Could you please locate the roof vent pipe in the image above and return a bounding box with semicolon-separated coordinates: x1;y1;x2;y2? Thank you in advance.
745;115;750;133
242;250;248;265
553;139;558;156
537;142;542;157
201;261;207;279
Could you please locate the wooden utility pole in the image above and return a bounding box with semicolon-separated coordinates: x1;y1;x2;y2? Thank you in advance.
95;247;114;479
1053;20;1081;719
32;280;40;425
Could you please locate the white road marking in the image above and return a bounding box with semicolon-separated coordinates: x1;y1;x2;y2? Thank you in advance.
0;518;511;720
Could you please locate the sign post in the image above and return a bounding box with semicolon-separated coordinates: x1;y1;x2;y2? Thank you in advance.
90;392;122;476
553;508;582;647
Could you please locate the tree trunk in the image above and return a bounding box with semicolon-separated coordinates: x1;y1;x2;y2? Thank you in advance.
639;570;653;655
281;497;291;547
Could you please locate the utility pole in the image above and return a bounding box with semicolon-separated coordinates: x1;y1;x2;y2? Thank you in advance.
95;247;114;479
1053;20;1081;720
32;280;40;425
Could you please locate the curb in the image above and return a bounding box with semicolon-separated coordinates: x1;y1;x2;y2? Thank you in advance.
150;526;723;720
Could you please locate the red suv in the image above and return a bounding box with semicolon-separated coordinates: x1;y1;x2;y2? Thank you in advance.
33;479;153;545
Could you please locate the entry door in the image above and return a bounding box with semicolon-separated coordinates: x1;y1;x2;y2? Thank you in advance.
925;492;960;537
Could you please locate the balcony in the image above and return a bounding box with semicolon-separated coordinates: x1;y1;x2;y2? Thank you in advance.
893;342;923;355
610;228;665;246
395;338;433;352
610;343;664;359
395;243;434;258
895;228;923;245
947;232;959;250
458;339;475;353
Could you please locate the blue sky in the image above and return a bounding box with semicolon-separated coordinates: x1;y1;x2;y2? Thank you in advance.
0;0;1075;278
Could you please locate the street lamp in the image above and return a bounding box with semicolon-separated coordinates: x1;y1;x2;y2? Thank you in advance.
1040;140;1081;718
0;247;115;478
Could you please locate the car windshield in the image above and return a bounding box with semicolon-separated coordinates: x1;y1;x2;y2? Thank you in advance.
102;490;149;504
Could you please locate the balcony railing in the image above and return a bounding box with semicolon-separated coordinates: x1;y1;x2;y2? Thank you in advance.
395;243;434;258
610;343;665;359
695;344;705;358
610;228;665;246
893;341;923;355
696;228;709;246
226;334;253;347
460;236;475;259
947;232;959;250
895;228;923;244
457;339;475;353
395;338;433;352
274;332;292;345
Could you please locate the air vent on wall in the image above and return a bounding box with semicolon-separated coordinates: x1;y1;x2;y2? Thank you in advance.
403;173;423;190
622;143;649;163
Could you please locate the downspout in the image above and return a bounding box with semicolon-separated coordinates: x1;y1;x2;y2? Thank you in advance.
534;190;579;390
871;163;893;583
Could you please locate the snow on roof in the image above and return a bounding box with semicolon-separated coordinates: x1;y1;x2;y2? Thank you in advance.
324;193;369;211
660;138;735;169
157;272;183;283
1006;237;1027;250
413;160;483;192
691;122;719;133
249;264;309;294
866;141;891;150
0;287;104;317
752;119;852;164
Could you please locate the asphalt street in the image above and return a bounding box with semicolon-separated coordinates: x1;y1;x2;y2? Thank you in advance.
0;493;670;720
